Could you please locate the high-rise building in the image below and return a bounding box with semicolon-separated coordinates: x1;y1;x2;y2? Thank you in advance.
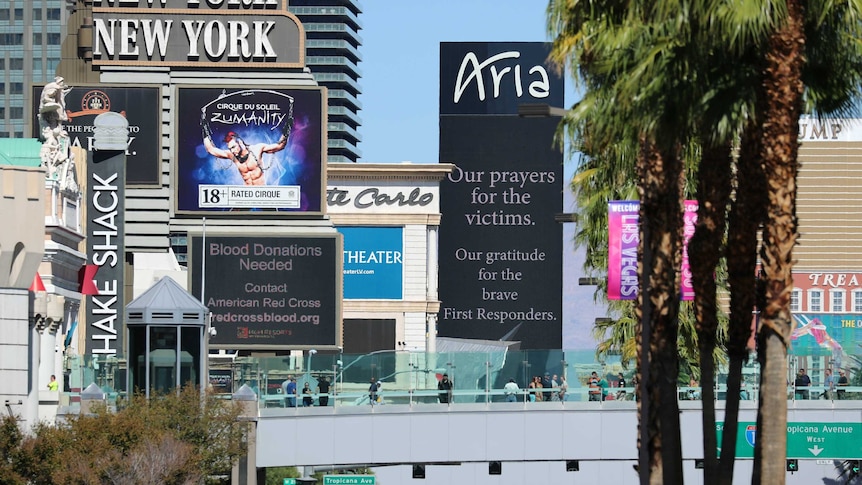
2;1;363;161
0;0;67;138
289;0;363;163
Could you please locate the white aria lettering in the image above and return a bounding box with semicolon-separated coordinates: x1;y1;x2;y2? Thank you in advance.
453;50;551;103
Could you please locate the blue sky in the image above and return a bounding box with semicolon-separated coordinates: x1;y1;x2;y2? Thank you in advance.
359;1;558;165
355;1;607;350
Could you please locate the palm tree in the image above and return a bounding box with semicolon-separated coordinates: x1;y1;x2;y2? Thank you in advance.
636;138;686;484
550;0;862;482
548;2;698;481
752;2;805;474
720;118;767;485
688;141;733;481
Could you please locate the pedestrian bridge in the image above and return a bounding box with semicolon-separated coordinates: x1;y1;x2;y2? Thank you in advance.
65;350;861;484
253;389;862;485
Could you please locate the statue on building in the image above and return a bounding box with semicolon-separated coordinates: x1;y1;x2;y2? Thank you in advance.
38;77;77;192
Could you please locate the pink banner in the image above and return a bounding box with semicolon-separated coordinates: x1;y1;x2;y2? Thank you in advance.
607;200;698;301
681;200;698;301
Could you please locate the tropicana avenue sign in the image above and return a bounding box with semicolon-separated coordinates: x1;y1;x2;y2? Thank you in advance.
92;0;303;68
717;422;862;460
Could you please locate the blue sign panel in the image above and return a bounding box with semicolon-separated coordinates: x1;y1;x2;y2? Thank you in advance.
339;227;403;299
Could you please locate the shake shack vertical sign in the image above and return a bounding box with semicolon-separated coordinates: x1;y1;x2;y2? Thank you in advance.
86;150;125;358
92;0;303;68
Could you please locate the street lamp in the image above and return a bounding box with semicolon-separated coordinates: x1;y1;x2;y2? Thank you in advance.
554;212;579;223
517;103;569;118
307;349;317;377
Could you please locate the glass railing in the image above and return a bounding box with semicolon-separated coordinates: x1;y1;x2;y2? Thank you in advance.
63;350;862;411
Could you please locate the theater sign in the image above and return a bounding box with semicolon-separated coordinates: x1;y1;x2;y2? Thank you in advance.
92;0;303;68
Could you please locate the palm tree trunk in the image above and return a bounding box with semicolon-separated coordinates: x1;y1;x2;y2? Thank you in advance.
690;141;732;485
752;0;805;483
719;120;766;485
636;137;684;485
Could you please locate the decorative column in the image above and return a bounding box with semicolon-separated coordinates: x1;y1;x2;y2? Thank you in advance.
231;384;259;485
425;225;438;353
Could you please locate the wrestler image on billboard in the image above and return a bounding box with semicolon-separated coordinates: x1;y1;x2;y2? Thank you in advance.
201;98;292;186
175;88;324;213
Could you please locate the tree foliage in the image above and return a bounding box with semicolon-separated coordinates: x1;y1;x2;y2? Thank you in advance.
0;386;248;485
547;0;862;483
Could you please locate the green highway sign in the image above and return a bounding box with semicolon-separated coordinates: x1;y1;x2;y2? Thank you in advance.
717;422;862;459
323;475;376;485
283;479;296;485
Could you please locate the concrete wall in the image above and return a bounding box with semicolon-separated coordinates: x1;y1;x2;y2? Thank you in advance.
257;400;862;485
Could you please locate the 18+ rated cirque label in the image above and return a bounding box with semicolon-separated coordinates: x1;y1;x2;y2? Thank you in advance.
199;184;300;208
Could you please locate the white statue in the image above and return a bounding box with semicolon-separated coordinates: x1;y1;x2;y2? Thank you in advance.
39;76;71;120
38;77;76;191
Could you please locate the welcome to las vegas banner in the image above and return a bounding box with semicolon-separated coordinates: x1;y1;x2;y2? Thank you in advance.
607;200;697;301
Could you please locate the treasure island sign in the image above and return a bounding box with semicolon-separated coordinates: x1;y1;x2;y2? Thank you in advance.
92;0;303;68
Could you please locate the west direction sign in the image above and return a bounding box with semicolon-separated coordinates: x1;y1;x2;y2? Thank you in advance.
717;422;862;459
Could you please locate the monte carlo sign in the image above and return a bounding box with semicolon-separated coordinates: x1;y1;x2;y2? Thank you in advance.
92;0;303;68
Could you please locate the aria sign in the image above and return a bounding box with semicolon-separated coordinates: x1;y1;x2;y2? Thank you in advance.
439;42;564;116
92;1;303;68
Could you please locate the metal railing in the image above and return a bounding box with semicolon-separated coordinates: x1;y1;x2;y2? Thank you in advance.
64;349;862;412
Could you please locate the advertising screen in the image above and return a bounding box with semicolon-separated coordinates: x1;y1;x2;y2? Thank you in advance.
438;42;564;350
189;234;340;349
175;87;325;215
438;116;563;349
338;226;403;299
31;85;161;185
790;314;860;359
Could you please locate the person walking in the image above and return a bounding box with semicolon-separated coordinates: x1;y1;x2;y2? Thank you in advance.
588;372;602;402
599;373;610;401
284;376;297;407
527;377;538;402
795;369;811;399
504;378;520;402
438;374;454;404
368;377;379;405
533;376;544;401
558;376;568;402
687;377;701;400
317;376;331;406
822;368;835;400
301;382;314;407
551;374;560;401
47;374;59;391
837;369;849;399
615;372;627;400
541;373;553;402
